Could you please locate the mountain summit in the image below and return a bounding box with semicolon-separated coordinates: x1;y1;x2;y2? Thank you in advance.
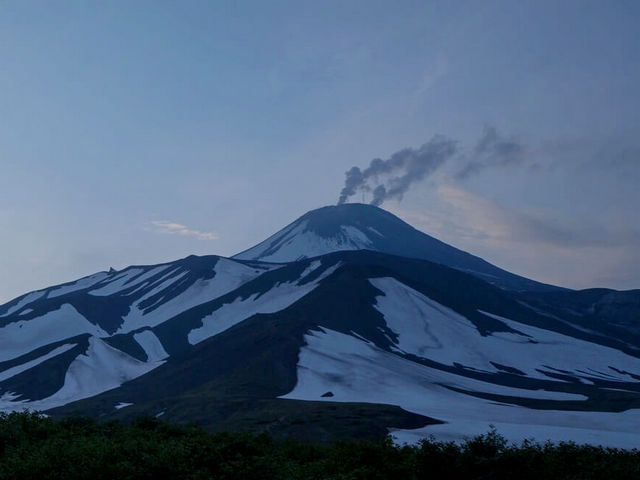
234;203;557;292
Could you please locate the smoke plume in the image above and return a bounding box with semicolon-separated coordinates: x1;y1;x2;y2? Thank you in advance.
337;127;528;207
337;135;457;206
456;126;524;179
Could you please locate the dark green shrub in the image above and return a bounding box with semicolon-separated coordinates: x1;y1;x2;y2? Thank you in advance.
0;412;638;479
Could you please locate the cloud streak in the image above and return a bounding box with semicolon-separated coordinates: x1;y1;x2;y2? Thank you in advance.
148;221;219;240
391;185;640;289
436;184;640;249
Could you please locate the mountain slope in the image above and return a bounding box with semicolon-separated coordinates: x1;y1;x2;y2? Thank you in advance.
0;255;276;410
0;205;638;446
233;203;560;292
46;251;640;447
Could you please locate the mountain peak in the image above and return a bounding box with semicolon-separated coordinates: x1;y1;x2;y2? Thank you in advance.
233;203;404;263
296;203;411;236
233;203;560;292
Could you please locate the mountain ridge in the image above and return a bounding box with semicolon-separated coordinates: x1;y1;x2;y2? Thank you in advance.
0;204;638;447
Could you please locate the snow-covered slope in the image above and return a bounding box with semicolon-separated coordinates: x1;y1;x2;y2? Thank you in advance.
43;249;640;448
233;203;558;292
0;205;638;448
282;327;640;449
0;254;278;411
369;277;639;382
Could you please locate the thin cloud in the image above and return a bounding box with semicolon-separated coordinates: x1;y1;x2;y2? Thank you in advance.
148;221;219;240
390;186;640;290
436;184;639;249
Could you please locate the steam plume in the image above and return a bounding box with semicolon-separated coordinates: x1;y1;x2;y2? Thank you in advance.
337;135;457;206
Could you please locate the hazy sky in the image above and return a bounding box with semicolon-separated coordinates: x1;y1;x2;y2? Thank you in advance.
1;0;639;302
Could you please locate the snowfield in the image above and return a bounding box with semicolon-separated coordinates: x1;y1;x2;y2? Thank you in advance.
282;327;640;449
117;258;263;334
133;330;169;362
0;291;46;317
370;277;640;383
188;262;341;345
0;344;76;382
0;203;637;448
234;220;373;262
0;337;162;412
0;304;108;362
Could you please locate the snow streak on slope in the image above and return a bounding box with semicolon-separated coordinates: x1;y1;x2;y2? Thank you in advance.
118;258;266;333
235;220;373;262
0;344;76;382
370;277;640;382
47;272;111;298
88;269;146;296
187;263;341;345
282;328;640;449
0;304;108;362
0;291;45;317
233;204;560;292
0;255;281;410
0;337;161;412
283;327;585;403
133;330;169;362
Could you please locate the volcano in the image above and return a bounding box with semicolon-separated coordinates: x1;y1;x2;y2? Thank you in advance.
0;204;639;447
235;203;559;292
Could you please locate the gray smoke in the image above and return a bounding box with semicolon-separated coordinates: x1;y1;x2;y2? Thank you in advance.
337;167;366;205
456;126;524;179
337;135;457;206
370;184;387;207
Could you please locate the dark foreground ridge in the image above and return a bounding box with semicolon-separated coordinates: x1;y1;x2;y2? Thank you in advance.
1;412;639;480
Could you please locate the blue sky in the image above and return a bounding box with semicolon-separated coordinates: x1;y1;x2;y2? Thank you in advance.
1;0;639;302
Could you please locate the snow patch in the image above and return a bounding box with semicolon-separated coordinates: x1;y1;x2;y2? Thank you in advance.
118;258;262;334
88;268;145;296
283;327;640;449
188;263;341;345
0;337;161;412
0;291;45;317
370;277;640;382
0;344;76;382
234;220;376;262
0;304;108;363
283;327;585;404
367;226;385;237
339;226;373;247
133;330;169;362
47;272;110;299
298;261;322;281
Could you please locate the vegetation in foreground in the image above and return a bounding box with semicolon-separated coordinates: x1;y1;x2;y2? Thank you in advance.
0;412;638;479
